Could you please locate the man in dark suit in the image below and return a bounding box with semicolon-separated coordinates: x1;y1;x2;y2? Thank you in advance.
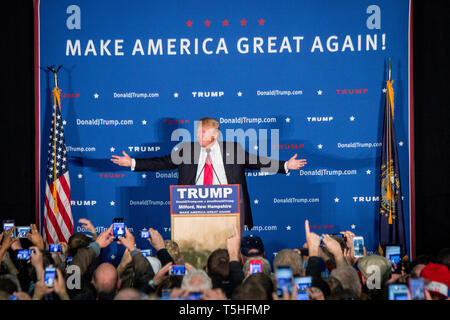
111;117;307;229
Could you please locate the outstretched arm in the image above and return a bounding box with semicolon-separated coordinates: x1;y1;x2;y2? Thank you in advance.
111;150;179;172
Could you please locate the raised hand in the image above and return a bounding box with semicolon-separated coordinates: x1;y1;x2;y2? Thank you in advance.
286;153;307;171
111;151;132;167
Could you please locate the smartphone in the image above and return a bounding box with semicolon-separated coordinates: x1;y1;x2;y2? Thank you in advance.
248;259;263;275
385;245;402;273
409;278;425;300
140;249;152;257
353;236;364;258
170;265;186;276
389;284;409;300
17;249;34;260
9;295;18;300
49;244;62;253
44;266;57;287
294;276;312;300
112;218;125;241
276;266;293;297
15;226;31;239
3;220;15;237
140;229;150;239
185;292;202;300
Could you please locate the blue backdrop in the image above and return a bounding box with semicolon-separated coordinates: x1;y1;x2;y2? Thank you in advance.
36;0;413;265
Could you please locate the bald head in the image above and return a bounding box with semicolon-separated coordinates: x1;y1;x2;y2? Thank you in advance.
93;263;120;298
114;288;143;300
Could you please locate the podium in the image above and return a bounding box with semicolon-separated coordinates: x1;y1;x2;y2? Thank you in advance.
170;184;244;268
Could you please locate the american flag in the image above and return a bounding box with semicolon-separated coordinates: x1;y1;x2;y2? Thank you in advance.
43;87;74;244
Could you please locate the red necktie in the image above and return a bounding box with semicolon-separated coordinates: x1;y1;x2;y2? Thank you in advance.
203;153;213;185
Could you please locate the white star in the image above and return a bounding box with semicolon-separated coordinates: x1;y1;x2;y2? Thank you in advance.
173;92;179;98
254;145;258;150
94;93;99;99
334;197;340;203
142;120;147;125
350;116;355;121
366;170;372;175
237;91;243;97
318;144;323;149
111;255;116;260
351;224;356;230
110;201;115;206
77;174;83;179
110;147;115;152
62;120;67;125
254;199;259;204
317;90;323;95
382;88;387;93
142;173;147;179
286;226;292;231
285;117;291;123
398;141;404;146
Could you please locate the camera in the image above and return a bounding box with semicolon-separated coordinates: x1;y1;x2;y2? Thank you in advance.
140;229;150;239
294;276;312;300
17;249;34;260
388;284;409;300
49;244;62;253
170;265;186;276
276;266;293;297
44;266;57;287
15;226;31;239
112;218;125;241
248;259;263;275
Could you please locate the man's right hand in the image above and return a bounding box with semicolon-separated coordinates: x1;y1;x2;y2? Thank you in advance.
96;225;114;249
305;220;321;257
111;151;132;167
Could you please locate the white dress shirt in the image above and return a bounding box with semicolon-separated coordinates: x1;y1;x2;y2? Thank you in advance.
195;140;228;185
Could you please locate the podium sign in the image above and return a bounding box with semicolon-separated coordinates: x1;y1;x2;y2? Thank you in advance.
170;184;243;268
170;185;240;215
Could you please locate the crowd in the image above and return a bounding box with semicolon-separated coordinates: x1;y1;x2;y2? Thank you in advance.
0;218;449;301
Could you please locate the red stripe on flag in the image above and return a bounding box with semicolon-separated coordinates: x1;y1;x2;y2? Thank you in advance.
55;186;74;235
44;190;66;242
59;174;72;203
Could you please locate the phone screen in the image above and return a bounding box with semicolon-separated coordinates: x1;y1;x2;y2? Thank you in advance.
140;249;152;257
185;292;202;300
389;284;409;300
140;230;150;239
17;249;32;260
44;267;56;287
409;278;425;300
113;218;125;240
294;276;312;300
249;259;263;275
49;244;62;253
3;222;15;237
386;246;402;273
15;226;31;239
353;237;364;258
276;266;293;297
170;265;186;276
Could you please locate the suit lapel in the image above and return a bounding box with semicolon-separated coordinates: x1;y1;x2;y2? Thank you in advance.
219;141;233;184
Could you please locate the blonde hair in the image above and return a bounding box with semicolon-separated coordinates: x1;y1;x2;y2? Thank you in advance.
199;117;220;130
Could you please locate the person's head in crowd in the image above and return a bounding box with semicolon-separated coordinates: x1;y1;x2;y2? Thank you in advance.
114;288;143;300
242;257;272;278
240;234;265;263
242;273;274;300
232;281;268;300
357;255;392;288
164;240;184;265
0;274;20;295
92;263;121;300
155;276;183;297
330;266;361;298
181;269;212;292
206;249;229;281
420;262;450;300
68;233;92;257
436;248;450;271
325;276;345;298
273;249;303;277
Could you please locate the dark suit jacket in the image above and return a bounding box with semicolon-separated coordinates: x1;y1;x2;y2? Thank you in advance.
134;141;287;229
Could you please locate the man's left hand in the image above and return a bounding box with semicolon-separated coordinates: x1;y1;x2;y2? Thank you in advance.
286;154;307;171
